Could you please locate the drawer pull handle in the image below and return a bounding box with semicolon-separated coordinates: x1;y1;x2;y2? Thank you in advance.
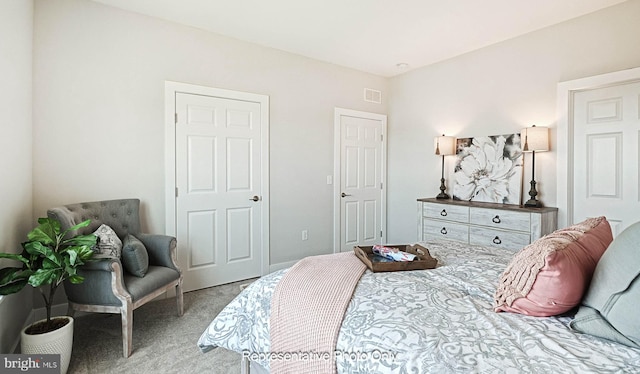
440;227;448;235
492;215;501;224
493;236;502;245
440;209;448;217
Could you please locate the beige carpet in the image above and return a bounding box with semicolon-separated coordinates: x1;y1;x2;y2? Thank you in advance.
67;279;254;374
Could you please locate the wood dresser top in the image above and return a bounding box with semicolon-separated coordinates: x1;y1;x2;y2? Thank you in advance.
417;197;558;213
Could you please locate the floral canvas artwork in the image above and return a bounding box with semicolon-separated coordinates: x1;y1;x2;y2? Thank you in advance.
453;134;523;205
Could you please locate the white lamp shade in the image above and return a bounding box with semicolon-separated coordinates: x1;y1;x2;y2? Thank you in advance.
434;135;456;156
522;126;549;152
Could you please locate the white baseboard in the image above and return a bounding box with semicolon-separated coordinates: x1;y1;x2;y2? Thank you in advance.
10;294;164;353
30;303;68;324
27;303;90;326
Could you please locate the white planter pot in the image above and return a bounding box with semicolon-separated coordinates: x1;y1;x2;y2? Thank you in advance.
21;316;74;374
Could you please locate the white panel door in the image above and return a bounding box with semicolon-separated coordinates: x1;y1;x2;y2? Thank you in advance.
175;92;263;291
573;81;640;236
335;109;387;252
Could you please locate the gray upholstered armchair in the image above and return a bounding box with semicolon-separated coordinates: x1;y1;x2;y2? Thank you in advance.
47;198;183;357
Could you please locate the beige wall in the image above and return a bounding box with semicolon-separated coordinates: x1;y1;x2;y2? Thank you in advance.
32;0;388;268
386;0;640;242
0;0;35;353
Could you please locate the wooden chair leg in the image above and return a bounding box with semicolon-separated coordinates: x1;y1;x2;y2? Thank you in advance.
176;279;184;317
121;303;133;357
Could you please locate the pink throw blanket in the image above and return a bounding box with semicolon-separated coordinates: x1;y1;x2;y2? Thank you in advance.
270;252;367;374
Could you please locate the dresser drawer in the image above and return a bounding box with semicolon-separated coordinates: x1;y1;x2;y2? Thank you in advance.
423;203;469;223
470;207;530;232
423;219;469;242
469;227;530;251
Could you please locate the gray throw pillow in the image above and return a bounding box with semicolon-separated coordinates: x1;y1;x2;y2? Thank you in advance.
570;221;640;347
92;224;122;259
121;234;149;278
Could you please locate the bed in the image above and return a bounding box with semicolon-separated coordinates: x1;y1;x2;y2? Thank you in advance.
198;233;640;373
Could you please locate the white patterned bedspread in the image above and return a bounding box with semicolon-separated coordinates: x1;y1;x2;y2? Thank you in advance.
198;241;640;373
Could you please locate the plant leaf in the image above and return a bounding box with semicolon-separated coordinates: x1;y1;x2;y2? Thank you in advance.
61;219;92;240
0;253;29;265
42;258;61;269
75;245;95;262
67;249;78;266
27;218;59;246
68;274;84;284
63;234;97;247
0;267;33;295
39;216;61;231
67;219;91;231
0;267;30;286
29;269;61;288
0;278;29;295
23;241;49;256
2;217;96;291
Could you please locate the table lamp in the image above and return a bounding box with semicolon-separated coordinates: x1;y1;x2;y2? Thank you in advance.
434;135;456;199
521;126;549;207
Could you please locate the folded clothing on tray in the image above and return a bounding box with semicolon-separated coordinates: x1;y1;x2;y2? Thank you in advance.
372;245;416;262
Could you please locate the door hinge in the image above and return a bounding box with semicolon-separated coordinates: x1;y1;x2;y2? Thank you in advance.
380;182;383;189
380;230;383;237
175;187;178;197
380;134;383;141
174;113;178;124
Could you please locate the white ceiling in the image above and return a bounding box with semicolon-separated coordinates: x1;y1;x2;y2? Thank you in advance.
91;0;627;77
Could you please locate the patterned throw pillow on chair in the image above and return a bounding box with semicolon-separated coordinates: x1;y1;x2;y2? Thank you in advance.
92;224;123;258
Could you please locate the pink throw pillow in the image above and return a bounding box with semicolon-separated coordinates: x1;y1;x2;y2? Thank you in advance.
494;216;612;316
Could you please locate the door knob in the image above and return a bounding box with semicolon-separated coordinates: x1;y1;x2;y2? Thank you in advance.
341;192;352;198
249;196;260;202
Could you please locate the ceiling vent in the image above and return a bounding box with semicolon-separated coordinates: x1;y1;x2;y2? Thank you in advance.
364;88;382;104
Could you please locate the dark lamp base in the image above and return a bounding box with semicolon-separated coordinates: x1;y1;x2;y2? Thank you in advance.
436;174;450;200
524;199;543;208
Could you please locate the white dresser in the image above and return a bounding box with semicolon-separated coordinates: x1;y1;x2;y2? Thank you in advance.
417;198;558;251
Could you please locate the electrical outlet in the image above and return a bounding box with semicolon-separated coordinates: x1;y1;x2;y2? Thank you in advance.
302;230;308;241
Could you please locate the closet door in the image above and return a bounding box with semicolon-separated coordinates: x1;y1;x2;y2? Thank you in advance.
573;81;640;236
172;88;268;291
335;108;387;252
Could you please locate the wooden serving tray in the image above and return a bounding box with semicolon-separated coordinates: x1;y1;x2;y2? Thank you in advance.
354;244;437;272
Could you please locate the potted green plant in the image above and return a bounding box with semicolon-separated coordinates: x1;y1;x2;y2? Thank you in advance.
0;217;96;374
